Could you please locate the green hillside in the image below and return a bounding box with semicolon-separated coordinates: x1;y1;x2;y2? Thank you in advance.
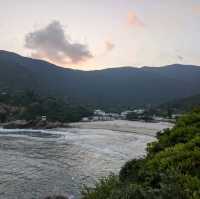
159;94;200;113
0;91;92;123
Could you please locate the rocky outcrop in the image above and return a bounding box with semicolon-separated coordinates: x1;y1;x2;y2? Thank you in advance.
2;119;69;129
0;103;20;122
44;196;68;199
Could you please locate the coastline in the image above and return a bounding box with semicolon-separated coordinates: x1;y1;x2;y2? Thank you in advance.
0;119;174;199
0;120;69;130
0;120;174;137
0;120;174;138
67;120;173;137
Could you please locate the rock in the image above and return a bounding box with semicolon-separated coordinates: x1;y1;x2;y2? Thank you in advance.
44;196;68;199
2;119;69;129
2;120;28;129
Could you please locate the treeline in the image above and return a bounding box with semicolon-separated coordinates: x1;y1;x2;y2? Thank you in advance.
0;91;93;123
126;109;155;122
158;94;200;114
82;108;200;199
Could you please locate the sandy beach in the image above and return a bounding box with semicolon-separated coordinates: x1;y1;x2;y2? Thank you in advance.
68;120;173;137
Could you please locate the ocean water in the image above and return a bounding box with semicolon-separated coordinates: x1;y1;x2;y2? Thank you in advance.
0;127;156;199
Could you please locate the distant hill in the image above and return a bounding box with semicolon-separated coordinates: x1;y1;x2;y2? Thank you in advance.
158;94;200;113
1;50;200;107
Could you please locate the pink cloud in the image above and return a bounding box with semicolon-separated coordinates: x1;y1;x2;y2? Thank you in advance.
127;11;144;27
193;5;200;14
25;21;93;65
105;41;115;52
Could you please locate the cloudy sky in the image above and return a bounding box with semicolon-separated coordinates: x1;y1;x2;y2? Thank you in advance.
0;0;200;70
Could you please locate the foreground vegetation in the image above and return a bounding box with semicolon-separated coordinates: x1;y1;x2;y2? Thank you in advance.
82;108;200;199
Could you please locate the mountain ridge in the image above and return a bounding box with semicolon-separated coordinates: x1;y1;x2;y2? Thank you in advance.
1;50;200;107
2;50;200;72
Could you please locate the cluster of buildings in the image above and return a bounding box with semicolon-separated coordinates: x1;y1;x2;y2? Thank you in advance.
82;109;145;122
81;109;181;123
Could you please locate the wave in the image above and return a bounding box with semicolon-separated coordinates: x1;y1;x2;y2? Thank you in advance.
0;128;63;139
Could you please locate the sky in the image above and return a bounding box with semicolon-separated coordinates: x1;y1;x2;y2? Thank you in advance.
0;0;200;70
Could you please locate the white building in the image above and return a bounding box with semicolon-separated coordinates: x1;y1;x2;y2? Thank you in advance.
172;114;182;119
81;117;89;122
94;109;106;116
41;116;47;121
133;109;145;114
121;110;133;118
92;109;120;121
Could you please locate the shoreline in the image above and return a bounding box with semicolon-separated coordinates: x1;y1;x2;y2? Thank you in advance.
68;120;173;137
0;120;174;138
0;120;69;130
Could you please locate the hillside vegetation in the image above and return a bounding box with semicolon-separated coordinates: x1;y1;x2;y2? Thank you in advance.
0;91;92;123
158;94;200;113
1;51;200;107
82;108;200;199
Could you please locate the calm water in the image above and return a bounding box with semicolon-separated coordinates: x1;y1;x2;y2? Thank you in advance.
0;127;155;199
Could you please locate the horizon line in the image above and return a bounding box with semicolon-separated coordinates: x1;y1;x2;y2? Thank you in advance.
0;49;199;72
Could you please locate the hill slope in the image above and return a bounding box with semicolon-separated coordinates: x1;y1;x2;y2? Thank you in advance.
1;50;200;107
159;93;200;112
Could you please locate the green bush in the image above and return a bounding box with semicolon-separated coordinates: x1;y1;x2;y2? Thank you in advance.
82;175;120;199
119;159;146;183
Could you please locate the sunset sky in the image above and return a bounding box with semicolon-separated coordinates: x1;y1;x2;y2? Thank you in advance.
0;0;200;70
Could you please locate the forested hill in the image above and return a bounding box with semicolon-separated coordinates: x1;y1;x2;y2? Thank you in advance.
159;93;200;113
1;50;200;107
0;91;92;123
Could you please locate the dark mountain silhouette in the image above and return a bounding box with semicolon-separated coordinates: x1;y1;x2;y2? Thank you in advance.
0;50;200;107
